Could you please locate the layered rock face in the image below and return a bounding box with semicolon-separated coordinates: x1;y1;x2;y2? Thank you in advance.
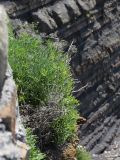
0;6;28;160
1;0;120;159
1;0;55;17
29;1;120;159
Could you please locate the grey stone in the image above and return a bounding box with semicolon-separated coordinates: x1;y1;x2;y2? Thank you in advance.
0;5;8;93
115;157;120;160
0;5;28;160
33;8;57;33
1;0;55;17
51;2;70;26
77;0;96;11
63;0;81;18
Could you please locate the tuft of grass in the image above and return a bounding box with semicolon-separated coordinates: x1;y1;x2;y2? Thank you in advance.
26;128;45;160
9;31;74;106
9;29;79;146
76;147;92;160
52;101;79;144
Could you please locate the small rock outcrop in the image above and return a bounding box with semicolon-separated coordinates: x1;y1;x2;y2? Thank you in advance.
0;5;28;160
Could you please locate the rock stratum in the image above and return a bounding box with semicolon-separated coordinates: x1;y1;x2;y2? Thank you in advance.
1;0;120;160
0;5;28;160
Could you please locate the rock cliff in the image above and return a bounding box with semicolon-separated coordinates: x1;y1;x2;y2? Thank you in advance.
0;6;28;160
1;0;120;160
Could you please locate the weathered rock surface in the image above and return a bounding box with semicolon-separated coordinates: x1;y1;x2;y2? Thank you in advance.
0;6;28;160
1;0;56;17
0;6;8;93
